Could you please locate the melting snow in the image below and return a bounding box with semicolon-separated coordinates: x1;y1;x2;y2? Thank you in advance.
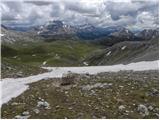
0;60;158;106
0;33;5;37
121;46;127;50
83;62;88;66
106;51;111;56
43;61;47;65
13;56;18;59
125;29;129;33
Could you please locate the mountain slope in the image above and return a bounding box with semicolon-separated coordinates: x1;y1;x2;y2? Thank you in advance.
32;20;76;37
84;37;158;66
1;26;43;44
135;29;159;41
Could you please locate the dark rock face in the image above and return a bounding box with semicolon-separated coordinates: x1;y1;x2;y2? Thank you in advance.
135;29;159;41
34;20;76;36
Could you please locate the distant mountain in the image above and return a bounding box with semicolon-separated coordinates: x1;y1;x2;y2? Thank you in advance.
29;21;125;40
1;25;43;43
135;29;159;41
32;20;76;37
76;25;122;40
1;21;159;44
93;28;135;46
1;24;34;32
109;28;134;39
1;24;9;30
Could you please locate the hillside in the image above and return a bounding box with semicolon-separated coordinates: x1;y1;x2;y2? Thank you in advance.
2;39;102;78
84;39;158;66
1;27;43;44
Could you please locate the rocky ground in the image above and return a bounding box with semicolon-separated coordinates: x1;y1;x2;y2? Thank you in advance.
1;63;47;79
1;70;159;119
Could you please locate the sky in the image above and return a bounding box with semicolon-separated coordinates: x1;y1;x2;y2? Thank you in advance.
0;0;159;30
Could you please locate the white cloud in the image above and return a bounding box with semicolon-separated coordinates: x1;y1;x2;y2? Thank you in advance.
0;0;159;30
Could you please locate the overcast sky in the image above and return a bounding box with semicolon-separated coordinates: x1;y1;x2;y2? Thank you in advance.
0;0;159;30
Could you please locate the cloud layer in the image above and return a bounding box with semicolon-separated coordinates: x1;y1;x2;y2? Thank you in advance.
1;0;159;30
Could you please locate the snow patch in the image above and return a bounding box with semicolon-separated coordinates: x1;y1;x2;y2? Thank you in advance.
43;61;47;65
13;56;18;59
83;62;88;66
0;60;158;106
106;51;111;56
37;31;42;35
0;33;5;37
125;29;129;33
121;46;126;50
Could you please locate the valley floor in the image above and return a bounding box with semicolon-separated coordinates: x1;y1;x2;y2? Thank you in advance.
1;60;159;119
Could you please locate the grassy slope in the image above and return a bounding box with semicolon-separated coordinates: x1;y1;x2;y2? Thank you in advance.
84;40;158;66
2;40;102;78
2;40;101;66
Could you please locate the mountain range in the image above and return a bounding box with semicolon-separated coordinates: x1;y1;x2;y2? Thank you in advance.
2;20;159;42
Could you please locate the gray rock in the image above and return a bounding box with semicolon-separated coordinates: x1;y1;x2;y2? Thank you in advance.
16;72;23;77
148;106;153;111
37;101;50;109
101;116;106;119
68;107;73;110
119;105;125;111
138;104;149;117
82;83;112;91
33;109;40;114
22;111;29;116
42;77;49;80
15;115;30;119
155;113;159;117
11;102;18;106
56;105;60;109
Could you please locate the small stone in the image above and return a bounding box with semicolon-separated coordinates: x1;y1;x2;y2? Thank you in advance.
119;105;125;111
77;112;84;118
33;109;40;114
65;91;68;94
155;107;159;111
43;101;50;107
101;116;106;119
125;93;129;95
15;115;30;119
92;116;97;119
15;115;22;119
155;113;159;117
119;85;124;88
11;102;18;106
117;98;123;103
68;107;73;110
16;72;23;77
148;106;153;111
125;110;129;113
22;111;29;116
42;77;49;80
137;104;149;117
106;105;109;108
56;105;60;109
108;83;113;86
85;72;90;76
37;101;50;109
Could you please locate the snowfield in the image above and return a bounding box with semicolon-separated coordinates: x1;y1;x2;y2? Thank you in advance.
0;33;5;37
0;60;159;106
